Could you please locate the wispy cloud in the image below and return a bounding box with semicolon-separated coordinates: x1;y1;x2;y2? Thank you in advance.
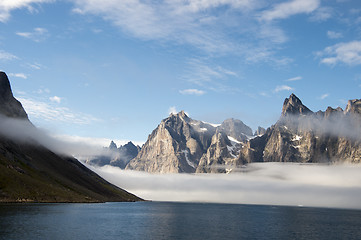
183;58;240;93
286;76;302;82
260;0;320;22
319;93;329;100
274;85;294;93
16;27;49;42
70;1;295;65
309;6;333;22
8;73;27;79
318;41;361;66
179;89;206;96
49;96;62;103
27;62;43;70
168;106;178;115
327;31;343;39
0;0;53;22
17;97;99;125
0;50;18;61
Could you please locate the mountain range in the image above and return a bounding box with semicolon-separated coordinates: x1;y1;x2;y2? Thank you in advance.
123;94;361;173
0;72;141;202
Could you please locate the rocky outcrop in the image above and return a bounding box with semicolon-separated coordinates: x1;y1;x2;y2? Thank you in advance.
126;111;211;173
196;130;242;173
282;93;312;116
86;141;141;169
218;118;252;141
0;72;28;119
255;126;266;136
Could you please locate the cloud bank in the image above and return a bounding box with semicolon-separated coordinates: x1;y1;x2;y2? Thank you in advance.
89;163;361;210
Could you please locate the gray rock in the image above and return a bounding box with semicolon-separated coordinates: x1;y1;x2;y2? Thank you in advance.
0;72;28;119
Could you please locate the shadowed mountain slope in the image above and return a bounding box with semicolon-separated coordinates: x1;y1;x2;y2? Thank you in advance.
0;72;141;202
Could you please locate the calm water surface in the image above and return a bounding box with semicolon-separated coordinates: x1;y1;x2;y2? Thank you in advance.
0;202;360;240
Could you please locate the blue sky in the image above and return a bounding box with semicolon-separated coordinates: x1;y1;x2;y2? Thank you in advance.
0;0;360;145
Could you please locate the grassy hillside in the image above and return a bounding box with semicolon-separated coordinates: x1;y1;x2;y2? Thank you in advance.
0;136;142;203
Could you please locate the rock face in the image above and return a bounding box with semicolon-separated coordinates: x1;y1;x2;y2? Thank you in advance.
0;72;141;202
238;94;361;164
0;72;28;119
126;111;251;173
282;93;312;116
86;141;141;169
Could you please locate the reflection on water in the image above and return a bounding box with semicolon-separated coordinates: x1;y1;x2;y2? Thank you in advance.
0;202;361;240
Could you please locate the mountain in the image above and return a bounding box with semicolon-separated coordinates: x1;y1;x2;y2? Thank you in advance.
0;72;141;202
126;93;361;174
238;94;361;164
0;72;28;119
126;111;251;173
85;141;141;169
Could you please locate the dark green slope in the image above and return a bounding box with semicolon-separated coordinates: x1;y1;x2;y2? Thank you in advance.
0;72;142;202
0;138;141;202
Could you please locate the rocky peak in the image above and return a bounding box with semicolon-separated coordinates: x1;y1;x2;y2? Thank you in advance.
218;118;253;141
0;72;28;119
325;106;343;118
109;140;117;150
282;93;312;116
255;126;266;136
344;99;361;115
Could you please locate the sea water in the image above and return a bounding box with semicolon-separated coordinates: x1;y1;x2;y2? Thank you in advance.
0;202;361;240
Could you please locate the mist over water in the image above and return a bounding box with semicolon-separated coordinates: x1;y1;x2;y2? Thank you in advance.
88;163;361;210
1;114;361;210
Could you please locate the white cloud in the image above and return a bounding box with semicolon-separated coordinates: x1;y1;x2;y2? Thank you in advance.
17;97;100;125
260;0;320;22
49;96;61;103
8;73;27;79
0;50;18;61
168;106;177;115
71;0;257;54
70;0;292;65
274;85;294;93
179;89;206;96
309;6;333;22
318;41;361;66
286;76;302;82
16;27;49;42
27;62;43;70
327;31;343;39
89;163;361;209
319;93;329;100
0;0;53;22
183;58;241;93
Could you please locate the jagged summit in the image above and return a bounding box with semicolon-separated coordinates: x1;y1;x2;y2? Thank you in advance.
218;118;253;141
109;140;117;149
0;72;28;119
169;110;189;120
345;99;361;114
282;93;312;116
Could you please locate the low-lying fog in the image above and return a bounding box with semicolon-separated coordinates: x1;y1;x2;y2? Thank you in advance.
1;114;361;210
87;163;361;210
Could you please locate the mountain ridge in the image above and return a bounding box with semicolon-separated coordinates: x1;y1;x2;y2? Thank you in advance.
124;93;361;173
